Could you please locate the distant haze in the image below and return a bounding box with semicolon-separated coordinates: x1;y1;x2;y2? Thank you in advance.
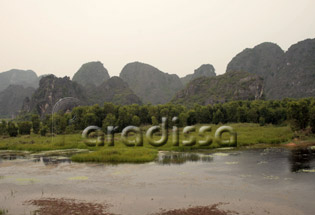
0;0;315;77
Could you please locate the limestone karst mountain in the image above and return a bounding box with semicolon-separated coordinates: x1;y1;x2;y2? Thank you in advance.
0;69;39;92
226;42;284;79
173;71;264;106
120;62;183;104
2;38;315;116
86;76;142;105
21;75;142;116
267;39;315;99
181;64;216;85
0;85;35;117
226;38;315;99
72;61;110;88
22;75;87;116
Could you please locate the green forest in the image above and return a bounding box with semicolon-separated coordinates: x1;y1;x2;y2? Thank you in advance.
1;97;315;137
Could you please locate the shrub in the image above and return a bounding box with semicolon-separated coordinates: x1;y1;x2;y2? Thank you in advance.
65;125;75;134
131;115;141;126
259;117;266;126
18;121;32;135
102;113;116;132
31;115;40;134
287;100;309;131
40;126;48;136
151;116;159;126
0;120;7;135
310;105;315;133
7;122;18;137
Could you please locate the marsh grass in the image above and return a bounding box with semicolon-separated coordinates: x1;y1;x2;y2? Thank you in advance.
0;134;87;152
0;123;294;163
71;147;158;163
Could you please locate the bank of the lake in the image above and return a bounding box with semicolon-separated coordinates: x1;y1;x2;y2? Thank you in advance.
0;123;300;163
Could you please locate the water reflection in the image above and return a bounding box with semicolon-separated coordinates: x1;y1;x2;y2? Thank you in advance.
0;153;71;166
33;157;71;165
0;154;26;161
289;147;315;172
156;152;213;165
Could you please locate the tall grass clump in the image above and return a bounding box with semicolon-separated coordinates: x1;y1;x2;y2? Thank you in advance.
71;147;158;163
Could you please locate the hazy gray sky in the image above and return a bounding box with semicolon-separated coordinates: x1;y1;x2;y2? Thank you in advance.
1;0;315;78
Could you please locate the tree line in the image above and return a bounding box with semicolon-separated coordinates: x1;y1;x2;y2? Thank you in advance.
1;98;315;137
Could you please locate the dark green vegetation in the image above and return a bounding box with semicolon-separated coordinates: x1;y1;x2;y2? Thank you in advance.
0;123;293;163
1;38;315;164
71;148;158;163
2;97;315;163
4;98;315;138
173;71;264;106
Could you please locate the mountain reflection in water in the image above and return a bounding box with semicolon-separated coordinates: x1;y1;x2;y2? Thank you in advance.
289;147;315;172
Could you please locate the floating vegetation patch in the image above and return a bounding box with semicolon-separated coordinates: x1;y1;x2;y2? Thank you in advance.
300;169;315;173
225;162;238;165
16;178;39;184
263;174;280;180
213;152;229;157
257;161;268;165
71;148;157;163
157;152;213;165
240;174;252;178
68;176;89;181
284;178;293;181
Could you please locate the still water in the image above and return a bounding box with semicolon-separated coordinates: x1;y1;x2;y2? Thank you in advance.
0;147;315;215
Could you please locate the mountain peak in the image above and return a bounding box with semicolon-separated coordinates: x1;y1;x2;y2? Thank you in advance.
181;64;216;85
72;61;110;87
120;62;183;104
0;69;39;92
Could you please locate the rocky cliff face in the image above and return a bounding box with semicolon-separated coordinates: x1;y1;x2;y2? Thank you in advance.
181;64;216;85
226;42;284;78
72;61;110;88
173;71;264;106
0;69;39;92
226;39;315;99
22;75;142;116
87;76;142;105
0;85;35;117
22;75;87;116
267;39;315;99
120;62;183;104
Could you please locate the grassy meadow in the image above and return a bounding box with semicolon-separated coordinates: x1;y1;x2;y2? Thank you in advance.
0;123;296;163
